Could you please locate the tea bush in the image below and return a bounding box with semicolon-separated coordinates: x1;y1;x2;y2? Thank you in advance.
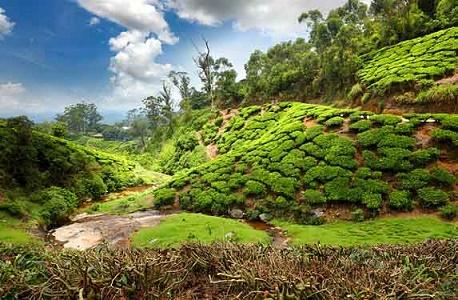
417;187;449;208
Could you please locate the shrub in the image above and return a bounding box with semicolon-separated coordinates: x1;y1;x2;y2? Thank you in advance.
349;120;372;132
244;180;266;196
357;128;392;148
432;129;458;145
362;193;382;210
347;83;363;101
377;134;415;149
430;167;456;186
0;200;27;218
324;117;345;128
417;187;449;208
397;169;431;190
416;84;458;104
370;114;401;126
389;190;412;210
153;188;176;208
351;208;365;222
410;148;440;166
439;204;457;220
303;190;326;205
39;187;78;227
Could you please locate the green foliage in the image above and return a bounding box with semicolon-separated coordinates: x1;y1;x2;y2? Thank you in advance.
430;167;456;186
351;209;365;222
431;128;458;145
347;83;363;101
389;190;412;210
396;169;431;190
349;120;372;132
358;28;458;96
244;180;266;196
362;193;383;210
39;187;78;227
324;117;344;127
417;187;449;208
416;84;458;104
439;203;457;220
302;190;326;205
153;188;176;208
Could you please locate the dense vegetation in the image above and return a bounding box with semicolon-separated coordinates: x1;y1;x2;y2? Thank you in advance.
0;117;143;227
356;27;458;103
154;102;457;223
1;240;456;299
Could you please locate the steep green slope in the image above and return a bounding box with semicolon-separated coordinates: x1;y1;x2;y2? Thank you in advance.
358;27;457;95
0;119;145;228
154;102;457;223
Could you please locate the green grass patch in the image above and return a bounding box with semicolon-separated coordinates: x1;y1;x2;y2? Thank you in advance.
0;212;38;245
86;189;155;214
132;213;270;248
273;216;457;246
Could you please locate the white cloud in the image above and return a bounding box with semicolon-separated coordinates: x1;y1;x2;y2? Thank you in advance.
166;0;348;38
77;0;177;44
89;16;100;26
0;7;14;39
76;0;178;108
0;82;26;110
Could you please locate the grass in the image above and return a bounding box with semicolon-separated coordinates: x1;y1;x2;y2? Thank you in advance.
0;212;38;245
273;216;457;246
131;213;270;248
86;188;155;214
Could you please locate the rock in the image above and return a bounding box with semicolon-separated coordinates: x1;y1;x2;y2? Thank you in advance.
311;208;324;218
224;231;236;241
259;213;272;222
228;209;244;219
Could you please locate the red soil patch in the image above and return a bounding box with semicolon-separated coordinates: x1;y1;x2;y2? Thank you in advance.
303;118;317;128
437;72;458;85
206;143;218;160
414;123;437;148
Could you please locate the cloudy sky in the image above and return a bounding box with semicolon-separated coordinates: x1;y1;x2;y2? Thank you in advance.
0;0;353;122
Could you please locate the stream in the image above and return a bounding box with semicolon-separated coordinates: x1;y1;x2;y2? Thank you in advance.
50;186;288;250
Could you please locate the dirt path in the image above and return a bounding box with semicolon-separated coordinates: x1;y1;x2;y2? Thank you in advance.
51;210;168;250
245;220;289;249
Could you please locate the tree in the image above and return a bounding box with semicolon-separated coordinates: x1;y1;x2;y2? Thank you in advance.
57;102;102;134
194;38;216;108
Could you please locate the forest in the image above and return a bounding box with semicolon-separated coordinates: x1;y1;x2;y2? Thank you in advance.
0;0;457;299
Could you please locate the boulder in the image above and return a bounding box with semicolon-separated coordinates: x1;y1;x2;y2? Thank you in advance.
259;213;272;222
228;208;244;219
311;208;324;218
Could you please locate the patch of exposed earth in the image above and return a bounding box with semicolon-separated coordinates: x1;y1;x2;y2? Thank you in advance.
51;210;168;250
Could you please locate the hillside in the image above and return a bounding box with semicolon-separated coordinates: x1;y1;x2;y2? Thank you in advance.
154;102;457;223
0;118;155;238
355;27;458;111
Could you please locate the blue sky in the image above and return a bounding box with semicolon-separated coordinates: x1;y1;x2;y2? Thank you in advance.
0;0;350;122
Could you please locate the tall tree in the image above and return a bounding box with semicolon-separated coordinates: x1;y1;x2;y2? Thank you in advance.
57;102;102;134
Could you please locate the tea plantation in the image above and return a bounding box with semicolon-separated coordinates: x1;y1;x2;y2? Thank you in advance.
357;26;457;97
154;102;457;223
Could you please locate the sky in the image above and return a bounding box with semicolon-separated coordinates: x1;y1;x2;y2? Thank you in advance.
0;0;355;122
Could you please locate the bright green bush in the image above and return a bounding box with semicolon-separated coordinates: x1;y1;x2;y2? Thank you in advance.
349;120;372;132
431;128;458;145
439;203;457;220
410;148;440;166
416;84;458;104
370;115;402;126
244;180;266;196
389;190;412;210
417;187;449;208
430;167;456;186
302;189;326;205
324;117;345;128
153;188;176;208
39;187;78;227
347;83;363;101
396;169;431;190
362;193;382;210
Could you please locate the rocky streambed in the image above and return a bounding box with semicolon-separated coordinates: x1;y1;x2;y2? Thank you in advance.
50;210;167;250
